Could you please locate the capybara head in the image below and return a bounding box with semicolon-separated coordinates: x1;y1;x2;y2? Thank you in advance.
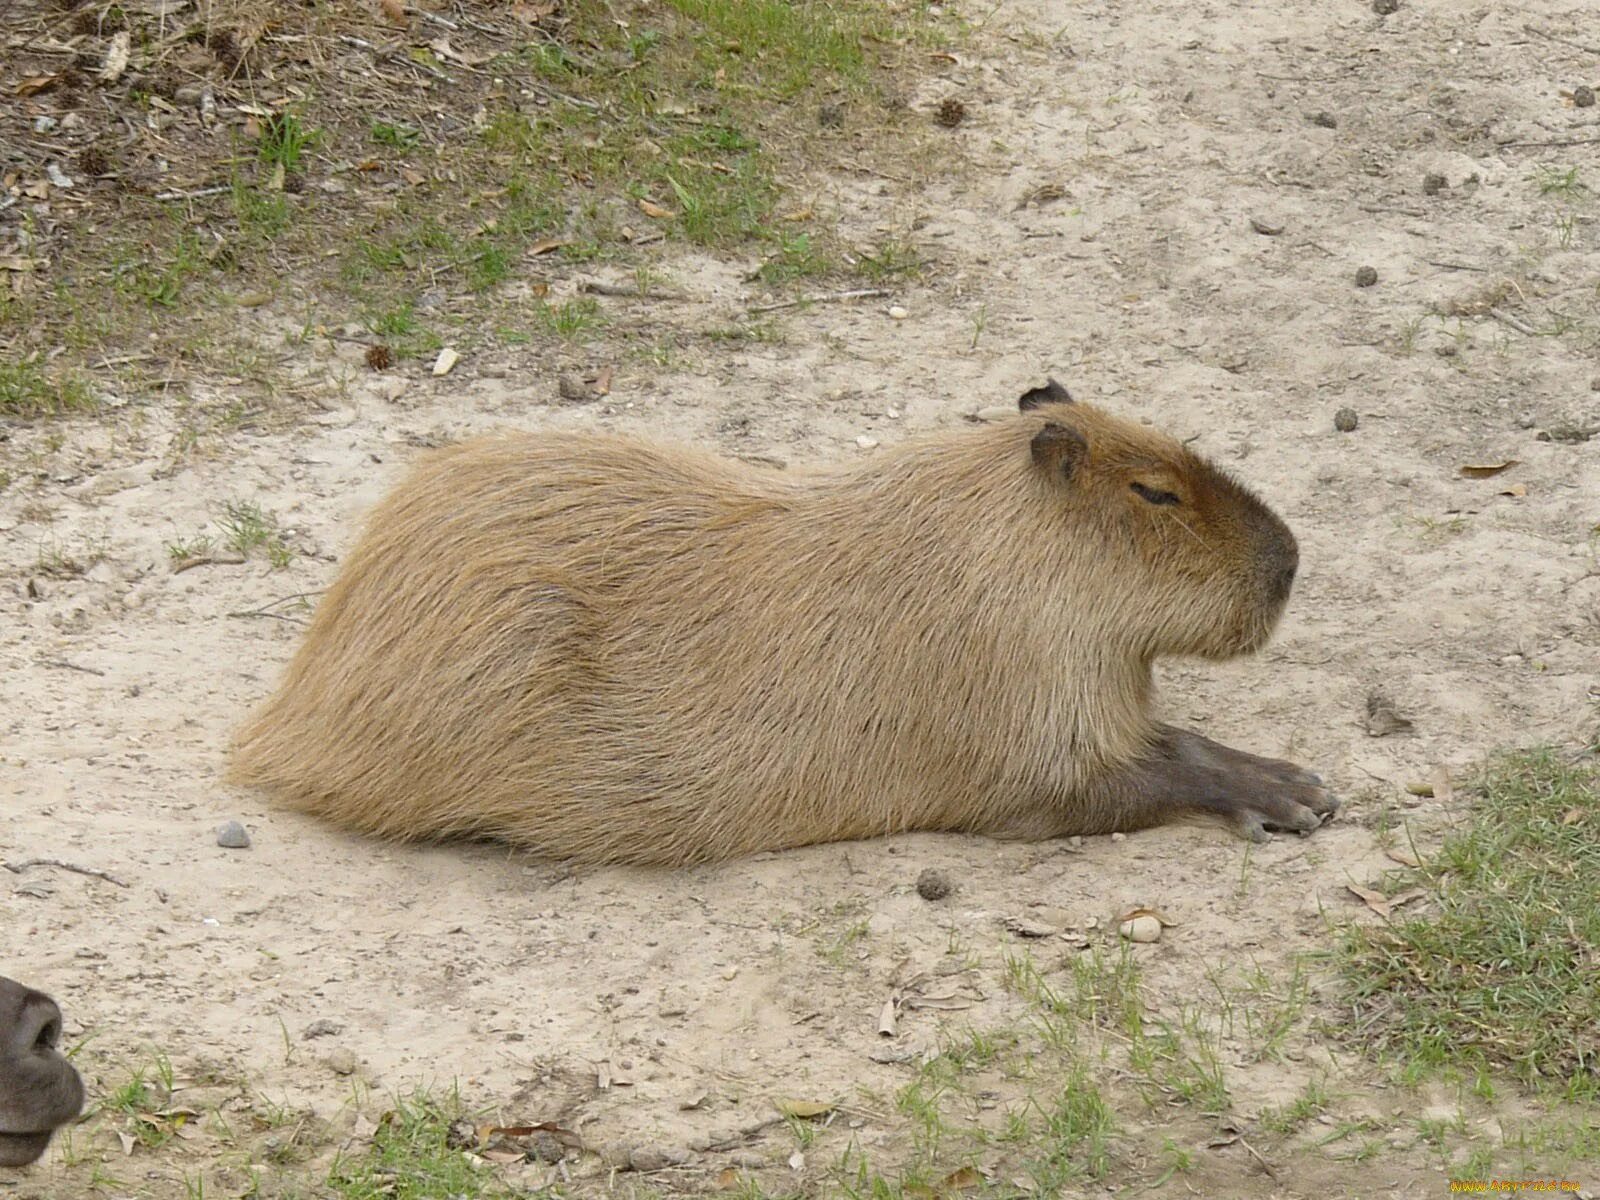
0;976;84;1168
1016;380;1298;661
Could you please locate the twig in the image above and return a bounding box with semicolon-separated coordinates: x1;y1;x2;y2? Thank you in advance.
524;80;600;111
416;9;458;30
1425;259;1486;272
339;33;454;82
227;591;322;621
154;185;229;201
747;288;892;314
5;858;130;889
1521;23;1600;58
171;553;247;574
1359;203;1427;218
1236;1134;1277;1179
1500;136;1600;150
579;280;690;301
91;352;155;368
36;658;106;676
1488;308;1537;336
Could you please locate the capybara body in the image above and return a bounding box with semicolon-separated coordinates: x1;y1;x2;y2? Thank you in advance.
228;389;1335;865
0;976;84;1168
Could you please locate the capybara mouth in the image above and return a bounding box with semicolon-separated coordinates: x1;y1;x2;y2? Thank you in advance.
0;1128;56;1168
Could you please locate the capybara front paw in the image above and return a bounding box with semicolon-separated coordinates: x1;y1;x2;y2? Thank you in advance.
1214;765;1338;842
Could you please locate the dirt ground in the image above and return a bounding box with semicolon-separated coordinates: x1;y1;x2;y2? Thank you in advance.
4;0;1599;1197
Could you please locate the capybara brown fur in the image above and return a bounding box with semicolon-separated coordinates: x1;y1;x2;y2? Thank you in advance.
228;383;1335;865
0;976;85;1168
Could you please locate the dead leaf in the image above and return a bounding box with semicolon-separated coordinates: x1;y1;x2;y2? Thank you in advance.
638;198;675;219
1364;692;1413;737
1346;884;1392;918
380;0;408;26
430;37;496;66
1114;906;1176;927
13;74;61;97
1389;888;1427;910
1250;216;1285;235
1458;460;1519;478
927;52;960;64
1431;765;1453;807
941;1166;983;1191
782;207;815;222
527;237;569;256
482;1147;526;1163
877;994;898;1037
401;169;426;187
510;1;556;23
1499;483;1528;497
1002;917;1056;938
591;366;613;397
775;1099;835;1119
101;31;131;84
679;1092;707;1112
788;1149;805;1171
1385;847;1421;868
117;1130;136;1156
1562;808;1585;826
0;256;44;272
715;1167;741;1191
529;282;550;298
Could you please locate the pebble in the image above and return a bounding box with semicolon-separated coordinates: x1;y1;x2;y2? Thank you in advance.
1575;85;1595;109
973;405;1014;423
1308;111;1337;129
855;435;879;450
215;820;251;849
557;374;591;402
1334;406;1360;433
1372;0;1398;13
888;306;909;320
1119;915;1162;943
1354;265;1378;288
1422;172;1447;195
915;867;953;901
325;1048;357;1076
303;1019;343;1040
33;116;57;134
1109;831;1126;843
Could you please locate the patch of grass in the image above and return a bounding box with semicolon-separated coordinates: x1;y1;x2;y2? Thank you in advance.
327;1090;518;1200
217;499;294;568
1532;165;1588;200
1260;1077;1333;1135
371;120;421;149
756;233;838;284
258;111;322;175
533;297;604;340
0;361;97;418
854;237;923;281
1337;750;1600;1097
104;1054;187;1150
364;301;444;359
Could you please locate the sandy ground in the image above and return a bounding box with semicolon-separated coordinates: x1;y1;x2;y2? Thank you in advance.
4;1;1599;1197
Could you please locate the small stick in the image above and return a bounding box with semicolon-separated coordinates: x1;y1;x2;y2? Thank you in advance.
1425;259;1487;272
1488;307;1537;336
579;280;690;301
1521;23;1600;57
1358;203;1427;218
227;591;322;621
153;185;229;201
37;658;106;676
416;9;459;30
6;858;130;889
1500;136;1600;150
171;553;247;574
747;288;892;314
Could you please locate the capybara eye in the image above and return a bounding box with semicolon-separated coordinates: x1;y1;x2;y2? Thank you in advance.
1130;482;1181;506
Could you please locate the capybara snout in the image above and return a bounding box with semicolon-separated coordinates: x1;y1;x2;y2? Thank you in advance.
0;976;85;1168
229;383;1333;864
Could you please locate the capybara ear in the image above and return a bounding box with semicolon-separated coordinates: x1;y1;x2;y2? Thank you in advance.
1018;378;1074;410
1030;421;1088;480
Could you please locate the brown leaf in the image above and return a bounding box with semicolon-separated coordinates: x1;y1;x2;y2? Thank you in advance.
13;74;61;97
510;1;556;23
775;1099;835;1119
380;0;408;27
1389;888;1427;910
878;993;898;1037
715;1168;742;1191
101;31;131;84
941;1166;982;1191
482;1147;527;1163
1346;884;1392;918
1385;847;1421;868
0;256;44;272
1499;482;1528;497
1458;460;1519;478
1431;765;1453;807
1115;906;1176;927
1364;691;1413;737
592;366;613;397
638;198;675;219
527;237;569;256
1562;808;1585;826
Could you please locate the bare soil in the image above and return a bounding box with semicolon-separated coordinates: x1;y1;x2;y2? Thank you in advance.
4;1;1599;1197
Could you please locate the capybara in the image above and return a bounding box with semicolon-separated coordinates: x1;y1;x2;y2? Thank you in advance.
0;976;84;1167
228;381;1336;864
